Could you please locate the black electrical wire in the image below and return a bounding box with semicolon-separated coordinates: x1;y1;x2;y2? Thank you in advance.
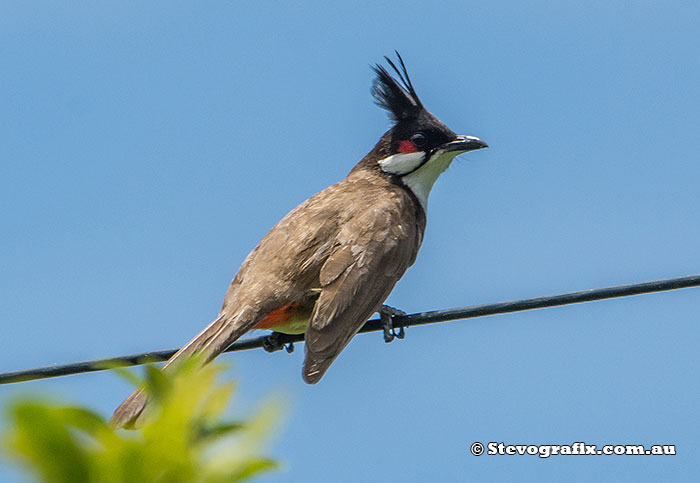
1;273;698;385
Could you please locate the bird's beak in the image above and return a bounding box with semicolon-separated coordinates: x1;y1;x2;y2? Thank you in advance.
440;135;488;153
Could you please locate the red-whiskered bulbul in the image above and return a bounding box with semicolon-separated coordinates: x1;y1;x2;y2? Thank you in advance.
111;53;487;428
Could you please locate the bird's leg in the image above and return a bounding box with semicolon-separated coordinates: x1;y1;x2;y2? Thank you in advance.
262;332;294;353
378;305;407;343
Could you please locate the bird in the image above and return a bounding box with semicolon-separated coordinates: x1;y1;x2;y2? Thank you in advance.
110;52;487;428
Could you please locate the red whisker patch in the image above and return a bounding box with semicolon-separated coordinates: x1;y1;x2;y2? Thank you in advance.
398;140;418;153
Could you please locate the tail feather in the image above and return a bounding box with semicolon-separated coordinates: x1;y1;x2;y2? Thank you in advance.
109;387;148;429
110;311;254;428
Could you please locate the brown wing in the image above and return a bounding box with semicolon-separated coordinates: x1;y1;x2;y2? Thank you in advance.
302;197;422;383
111;184;345;428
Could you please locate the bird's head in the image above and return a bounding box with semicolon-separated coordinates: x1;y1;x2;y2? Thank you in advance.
369;53;487;210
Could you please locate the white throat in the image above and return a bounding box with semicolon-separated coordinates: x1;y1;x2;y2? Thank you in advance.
378;150;457;212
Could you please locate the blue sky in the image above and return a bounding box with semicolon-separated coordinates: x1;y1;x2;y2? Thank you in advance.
1;1;699;481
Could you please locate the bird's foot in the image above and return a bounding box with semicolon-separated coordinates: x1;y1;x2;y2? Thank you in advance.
378;304;406;343
262;332;295;353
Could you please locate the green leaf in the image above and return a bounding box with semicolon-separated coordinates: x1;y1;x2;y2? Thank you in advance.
3;361;283;483
194;421;246;443
54;407;110;435
7;403;93;483
144;364;171;402
108;366;144;388
222;458;279;483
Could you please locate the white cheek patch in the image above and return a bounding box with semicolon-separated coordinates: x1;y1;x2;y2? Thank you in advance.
377;151;425;175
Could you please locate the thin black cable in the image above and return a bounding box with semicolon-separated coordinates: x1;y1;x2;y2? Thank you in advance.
1;273;698;385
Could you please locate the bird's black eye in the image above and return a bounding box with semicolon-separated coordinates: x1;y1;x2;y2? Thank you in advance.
410;132;426;147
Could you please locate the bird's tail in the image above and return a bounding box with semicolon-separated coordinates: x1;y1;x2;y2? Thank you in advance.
109;310;253;429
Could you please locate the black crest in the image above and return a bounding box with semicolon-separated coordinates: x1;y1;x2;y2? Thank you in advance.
371;51;424;122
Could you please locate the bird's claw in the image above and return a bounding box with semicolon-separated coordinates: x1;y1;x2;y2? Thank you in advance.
262;332;294;353
378;305;406;343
